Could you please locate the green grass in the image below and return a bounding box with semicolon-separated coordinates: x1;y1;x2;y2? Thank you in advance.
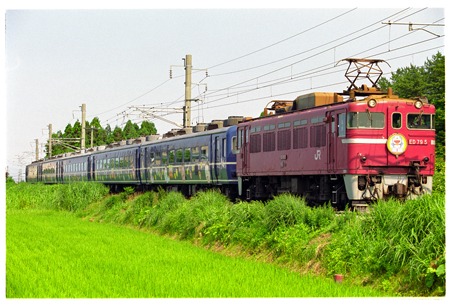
6;210;387;298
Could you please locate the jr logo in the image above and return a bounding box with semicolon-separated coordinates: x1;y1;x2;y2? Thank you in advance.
314;150;321;160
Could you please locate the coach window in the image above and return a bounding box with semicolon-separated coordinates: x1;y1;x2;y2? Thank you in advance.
184;149;191;163
130;155;134;167
169;150;175;164
201;145;209;162
192;147;200;162
162;151;167;164
338;113;346;137
392;113;402;129
148;152;155;166
176;149;183;163
222;138;226;157
154;152;161;165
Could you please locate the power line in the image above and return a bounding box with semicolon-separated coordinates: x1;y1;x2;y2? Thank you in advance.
191;43;444;111
209;8;412;77
202;8;429;100
205;8;358;70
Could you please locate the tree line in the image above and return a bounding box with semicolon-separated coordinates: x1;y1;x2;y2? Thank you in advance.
379;52;445;159
46;118;157;157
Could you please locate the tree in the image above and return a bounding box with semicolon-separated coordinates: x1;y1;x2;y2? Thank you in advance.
112;126;124;142
139;121;157;136
105;124;113;144
123;120;139;140
96;127;107;146
379;52;445;158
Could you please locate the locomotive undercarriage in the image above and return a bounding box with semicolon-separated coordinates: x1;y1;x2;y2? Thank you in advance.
239;171;432;210
241;175;349;209
344;173;432;202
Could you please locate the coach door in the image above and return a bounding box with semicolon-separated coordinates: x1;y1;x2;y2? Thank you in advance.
238;126;250;175
141;147;148;184
135;148;141;184
212;135;221;184
90;156;96;181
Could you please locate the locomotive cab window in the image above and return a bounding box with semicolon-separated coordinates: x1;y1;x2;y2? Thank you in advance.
407;113;434;130
347;112;385;129
392;113;402;129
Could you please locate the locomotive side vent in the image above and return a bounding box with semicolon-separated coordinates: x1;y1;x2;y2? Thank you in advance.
310;125;326;148
293;127;308;149
263;132;276;152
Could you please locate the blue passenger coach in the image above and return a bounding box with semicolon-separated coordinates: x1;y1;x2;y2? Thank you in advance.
26;126;239;198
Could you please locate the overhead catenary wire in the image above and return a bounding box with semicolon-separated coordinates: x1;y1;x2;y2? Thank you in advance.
91;8;423;124
204;8;358;71
85;8;441;132
200;8;430;101
190;42;444;112
208;7;413;77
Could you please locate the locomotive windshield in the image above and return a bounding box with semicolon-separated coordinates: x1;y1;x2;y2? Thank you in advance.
407;113;435;130
347;112;385;129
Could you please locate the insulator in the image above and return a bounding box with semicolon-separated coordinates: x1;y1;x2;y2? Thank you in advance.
206;71;209;77
169;69;172;79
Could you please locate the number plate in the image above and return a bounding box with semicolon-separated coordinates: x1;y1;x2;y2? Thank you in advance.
409;139;428;145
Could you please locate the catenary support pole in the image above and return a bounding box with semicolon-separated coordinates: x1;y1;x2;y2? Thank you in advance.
49;124;52;158
81;103;86;150
184;55;192;128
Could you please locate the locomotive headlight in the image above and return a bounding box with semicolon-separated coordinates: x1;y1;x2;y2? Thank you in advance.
367;99;377;108
414;100;423;109
423;156;429;163
360;156;367;162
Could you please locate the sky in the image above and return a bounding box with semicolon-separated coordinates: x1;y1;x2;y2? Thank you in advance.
3;5;446;182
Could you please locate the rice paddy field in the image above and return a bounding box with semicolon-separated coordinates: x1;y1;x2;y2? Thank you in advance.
6;209;388;298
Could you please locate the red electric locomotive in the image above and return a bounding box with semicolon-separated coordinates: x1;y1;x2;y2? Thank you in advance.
235;59;435;209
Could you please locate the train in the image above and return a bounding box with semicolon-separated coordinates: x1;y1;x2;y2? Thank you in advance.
26;59;436;209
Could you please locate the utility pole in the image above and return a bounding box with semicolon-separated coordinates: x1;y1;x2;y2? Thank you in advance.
170;55;208;128
35;139;39;161
48;124;52;158
81;103;86;150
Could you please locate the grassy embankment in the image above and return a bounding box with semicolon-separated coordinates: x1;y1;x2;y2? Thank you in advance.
6;160;445;296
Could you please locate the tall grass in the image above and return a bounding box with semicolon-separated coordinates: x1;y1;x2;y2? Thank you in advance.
323;193;445;294
6;182;109;211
